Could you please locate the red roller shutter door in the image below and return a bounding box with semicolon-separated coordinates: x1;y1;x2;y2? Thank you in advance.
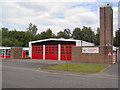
45;45;58;60
61;45;75;61
32;45;43;59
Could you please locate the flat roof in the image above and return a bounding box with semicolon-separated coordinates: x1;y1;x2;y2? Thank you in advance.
29;38;93;44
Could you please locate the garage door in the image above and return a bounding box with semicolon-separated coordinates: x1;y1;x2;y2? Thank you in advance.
45;45;58;60
32;45;43;59
61;45;75;61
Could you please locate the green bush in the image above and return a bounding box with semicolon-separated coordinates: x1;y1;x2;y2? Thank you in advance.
22;57;31;59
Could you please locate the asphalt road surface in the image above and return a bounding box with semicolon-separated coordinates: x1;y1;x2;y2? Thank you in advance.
2;60;118;88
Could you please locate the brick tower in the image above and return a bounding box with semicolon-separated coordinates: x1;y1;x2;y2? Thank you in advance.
100;4;113;46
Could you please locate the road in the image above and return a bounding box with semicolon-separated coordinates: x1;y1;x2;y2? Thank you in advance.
2;60;118;88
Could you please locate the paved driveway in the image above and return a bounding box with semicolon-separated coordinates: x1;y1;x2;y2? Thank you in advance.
2;59;58;69
101;63;118;75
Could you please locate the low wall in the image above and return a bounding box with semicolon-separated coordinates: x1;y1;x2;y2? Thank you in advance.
72;46;113;64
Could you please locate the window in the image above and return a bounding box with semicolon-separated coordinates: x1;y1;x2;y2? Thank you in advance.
69;49;71;51
56;52;58;54
35;52;37;53
49;49;51;51
56;50;58;51
41;52;43;54
38;52;40;53
46;49;48;51
25;51;29;55
62;52;64;54
38;47;40;48
33;52;34;53
69;46;72;48
62;49;64;51
38;49;40;51
69;52;71;54
52;52;54;54
46;52;48;54
46;47;48;48
66;52;68;54
49;52;51;54
49;47;51;48
41;47;43;48
53;49;55;51
6;49;11;55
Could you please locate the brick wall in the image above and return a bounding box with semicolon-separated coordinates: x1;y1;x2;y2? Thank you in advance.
100;5;113;46
10;47;22;59
72;46;113;64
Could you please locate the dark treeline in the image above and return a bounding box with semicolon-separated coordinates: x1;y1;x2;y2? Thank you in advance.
0;23;119;47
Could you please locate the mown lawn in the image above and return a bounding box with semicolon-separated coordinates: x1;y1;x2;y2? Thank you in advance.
41;64;110;73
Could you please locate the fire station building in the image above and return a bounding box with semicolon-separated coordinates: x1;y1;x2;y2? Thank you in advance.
29;38;94;61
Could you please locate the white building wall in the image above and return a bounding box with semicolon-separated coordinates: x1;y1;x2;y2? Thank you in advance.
76;41;80;46
43;45;45;60
58;44;61;61
82;41;95;46
76;40;94;46
29;42;32;58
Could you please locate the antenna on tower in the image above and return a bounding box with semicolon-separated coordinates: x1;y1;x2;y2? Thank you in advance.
99;2;113;7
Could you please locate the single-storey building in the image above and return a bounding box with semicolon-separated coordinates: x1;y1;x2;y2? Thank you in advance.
29;38;95;61
0;46;29;59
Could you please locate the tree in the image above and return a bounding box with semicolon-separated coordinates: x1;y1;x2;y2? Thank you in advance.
72;27;82;39
2;38;15;47
64;28;71;38
114;30;119;47
35;28;55;40
1;27;35;47
95;27;100;45
72;26;95;43
57;28;71;39
1;27;9;38
81;26;95;43
27;23;38;36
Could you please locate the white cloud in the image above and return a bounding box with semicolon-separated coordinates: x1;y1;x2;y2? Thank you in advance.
0;1;118;37
1;0;97;3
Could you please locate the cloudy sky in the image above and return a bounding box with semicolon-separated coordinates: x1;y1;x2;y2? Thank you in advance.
0;0;119;36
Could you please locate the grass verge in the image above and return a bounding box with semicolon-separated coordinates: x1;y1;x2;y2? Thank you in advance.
41;64;110;73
